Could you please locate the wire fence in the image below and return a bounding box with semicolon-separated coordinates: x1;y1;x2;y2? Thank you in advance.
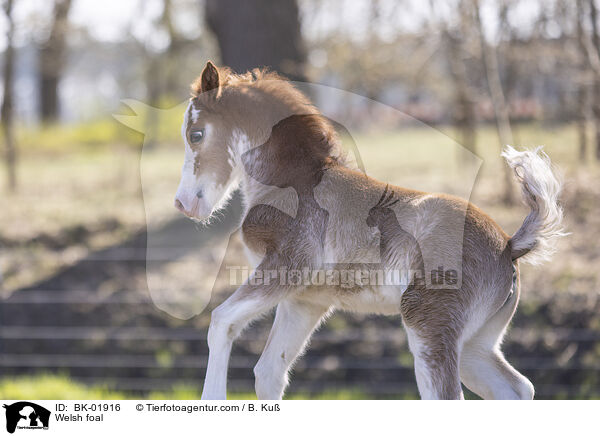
2;287;599;399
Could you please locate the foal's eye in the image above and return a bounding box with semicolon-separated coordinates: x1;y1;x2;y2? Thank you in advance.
190;128;205;144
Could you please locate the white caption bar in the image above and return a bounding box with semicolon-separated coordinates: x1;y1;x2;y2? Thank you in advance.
0;400;596;435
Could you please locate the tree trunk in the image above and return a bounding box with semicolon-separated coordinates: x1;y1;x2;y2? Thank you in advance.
1;0;16;192
162;0;185;97
38;0;72;122
576;0;590;162
578;87;589;161
205;0;306;81
444;29;477;159
143;53;161;149
589;0;600;160
474;0;515;204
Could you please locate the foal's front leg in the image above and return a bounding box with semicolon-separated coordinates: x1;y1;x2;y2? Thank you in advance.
201;283;281;400
254;298;330;400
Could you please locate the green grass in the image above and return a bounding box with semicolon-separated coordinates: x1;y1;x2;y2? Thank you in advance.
2;98;188;155
19;119;142;152
2;119;143;155
0;374;125;400
0;374;395;400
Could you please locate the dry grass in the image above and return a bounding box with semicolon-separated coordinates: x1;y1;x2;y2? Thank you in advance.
1;122;597;300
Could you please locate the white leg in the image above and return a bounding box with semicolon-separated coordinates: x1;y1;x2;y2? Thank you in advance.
201;284;280;400
254;299;329;400
460;285;533;400
405;328;463;400
460;345;534;400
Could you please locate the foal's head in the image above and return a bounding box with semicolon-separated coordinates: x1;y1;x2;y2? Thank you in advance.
174;61;239;219
174;61;339;220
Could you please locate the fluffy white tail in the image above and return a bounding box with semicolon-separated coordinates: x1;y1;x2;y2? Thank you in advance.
501;146;566;265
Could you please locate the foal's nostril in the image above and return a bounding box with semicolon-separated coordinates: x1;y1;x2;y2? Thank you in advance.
196;190;204;199
174;199;185;212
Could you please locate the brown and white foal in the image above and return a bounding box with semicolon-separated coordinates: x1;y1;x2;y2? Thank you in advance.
174;61;565;400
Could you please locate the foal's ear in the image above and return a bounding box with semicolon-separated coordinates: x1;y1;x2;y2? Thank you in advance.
200;61;221;98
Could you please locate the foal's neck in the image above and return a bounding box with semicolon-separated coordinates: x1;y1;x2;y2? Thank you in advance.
226;89;343;210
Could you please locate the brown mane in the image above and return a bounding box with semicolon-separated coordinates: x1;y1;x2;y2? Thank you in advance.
190;66;342;167
191;67;297;100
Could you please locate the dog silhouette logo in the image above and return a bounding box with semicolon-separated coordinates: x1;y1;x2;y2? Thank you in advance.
3;402;50;434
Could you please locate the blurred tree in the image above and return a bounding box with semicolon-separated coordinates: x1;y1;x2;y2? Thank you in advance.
442;0;478;158
38;0;72;122
1;0;16;192
161;0;187;97
144;0;181;108
497;0;521;133
576;0;592;161
141;0;172;148
127;0;205;147
205;0;306;80
474;0;514;204
588;0;600;160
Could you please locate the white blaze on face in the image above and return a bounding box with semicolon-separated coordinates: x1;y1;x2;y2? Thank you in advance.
175;101;234;220
175;101;206;217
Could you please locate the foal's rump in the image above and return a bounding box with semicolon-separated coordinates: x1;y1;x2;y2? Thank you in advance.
313;165;510;286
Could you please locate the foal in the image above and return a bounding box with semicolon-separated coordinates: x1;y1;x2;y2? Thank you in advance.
174;61;565;400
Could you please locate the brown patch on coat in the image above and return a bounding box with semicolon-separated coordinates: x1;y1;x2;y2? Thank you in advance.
241;114;339;188
240;115;332;274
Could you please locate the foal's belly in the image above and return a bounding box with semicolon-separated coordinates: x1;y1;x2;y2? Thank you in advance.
300;283;407;316
335;285;406;315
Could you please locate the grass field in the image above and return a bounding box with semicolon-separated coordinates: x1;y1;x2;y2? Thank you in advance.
0;374;389;400
1;119;598;399
1;120;595;295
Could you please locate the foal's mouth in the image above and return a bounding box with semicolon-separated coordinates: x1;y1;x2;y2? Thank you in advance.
174;198;202;219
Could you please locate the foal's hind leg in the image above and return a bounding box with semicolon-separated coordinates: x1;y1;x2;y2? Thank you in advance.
405;327;464;399
459;291;534;400
460;347;534;400
401;288;465;399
